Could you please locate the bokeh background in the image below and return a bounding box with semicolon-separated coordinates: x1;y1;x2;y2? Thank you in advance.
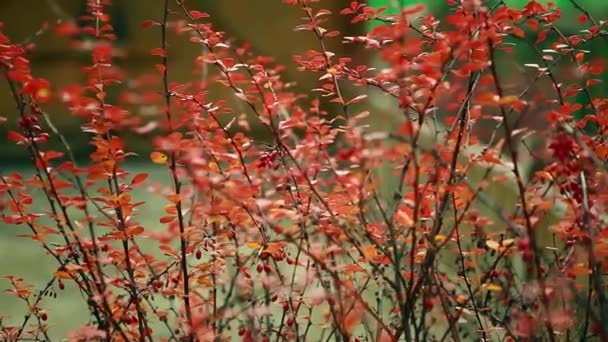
1;0;608;338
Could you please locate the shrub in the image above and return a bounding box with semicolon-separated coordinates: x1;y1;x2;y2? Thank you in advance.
1;0;608;341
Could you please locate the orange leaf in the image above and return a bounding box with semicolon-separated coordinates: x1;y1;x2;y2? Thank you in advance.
344;264;365;274
263;242;285;255
197;276;213;286
496;95;520;105
511;26;525;38
167;194;182;203
475;92;499;105
341;302;364;334
160;215;175;224
55;270;72;280
131;173;149;185
126;226;144;237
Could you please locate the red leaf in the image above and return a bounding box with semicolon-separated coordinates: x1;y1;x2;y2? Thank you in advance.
142;20;158;29
536;29;549;44
155;64;167;74
150;48;166;57
7;131;26;144
346;94;367;106
526;19;539;31
189;10;210;20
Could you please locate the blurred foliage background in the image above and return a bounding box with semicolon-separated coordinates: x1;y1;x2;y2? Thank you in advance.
1;0;606;164
0;0;365;164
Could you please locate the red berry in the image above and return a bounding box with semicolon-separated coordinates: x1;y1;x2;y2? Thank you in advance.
423;298;434;311
39;311;48;321
517;237;530;251
522;250;533;263
273;251;284;261
195;250;202;259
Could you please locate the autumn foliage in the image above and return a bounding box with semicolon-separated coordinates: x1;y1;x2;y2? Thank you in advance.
2;0;608;341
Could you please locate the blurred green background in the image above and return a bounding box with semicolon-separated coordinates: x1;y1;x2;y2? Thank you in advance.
1;0;608;339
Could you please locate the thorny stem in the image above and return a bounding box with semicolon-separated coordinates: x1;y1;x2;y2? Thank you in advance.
163;0;194;338
487;38;557;342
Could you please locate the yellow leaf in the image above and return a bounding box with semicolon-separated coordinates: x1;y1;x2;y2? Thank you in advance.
486;283;503;292
208;162;219;172
150;151;168;165
434;235;447;244
246;242;262;249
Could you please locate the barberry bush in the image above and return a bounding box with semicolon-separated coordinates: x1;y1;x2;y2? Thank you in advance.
1;0;608;341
